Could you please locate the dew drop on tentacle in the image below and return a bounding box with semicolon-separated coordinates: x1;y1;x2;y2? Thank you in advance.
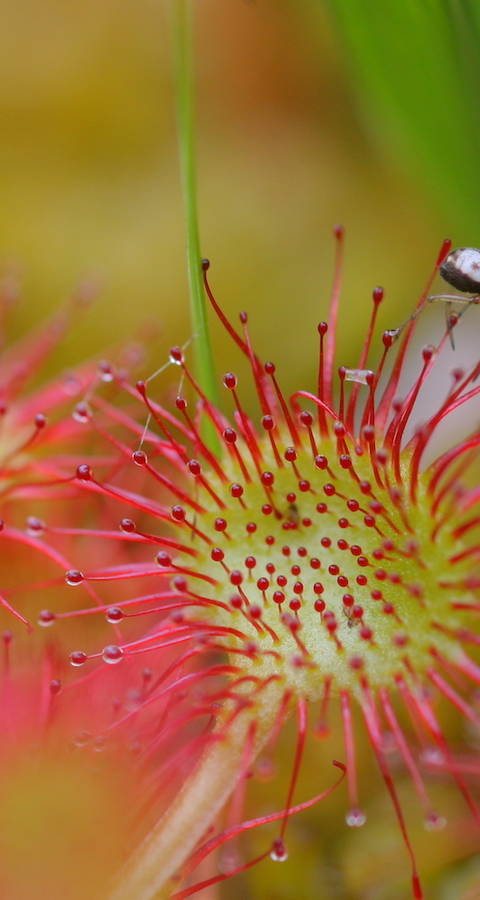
38;610;56;627
106;607;124;624
98;360;114;382
102;645;124;665
424;811;447;832
26;516;45;537
70;651;88;667
65;570;84;586
73;401;92;424
270;838;288;862
72;730;92;748
345;808;367;827
169;346;184;366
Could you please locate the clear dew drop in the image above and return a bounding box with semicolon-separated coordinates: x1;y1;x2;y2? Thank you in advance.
345;808;367;827
62;374;82;397
98;361;114;382
70;651;88;667
65;570;84;586
380;731;396;755
424;812;447;831
102;644;124;665
72;730;92;748
106;607;124;624
218;850;242;875
72;402;92;424
344;368;371;385
38;610;56;627
125;688;142;711
270;839;288;862
420;747;445;766
384;328;400;341
255;756;277;782
26;516;45;537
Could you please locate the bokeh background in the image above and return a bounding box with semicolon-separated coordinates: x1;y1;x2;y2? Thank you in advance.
1;1;480;898
1;0;467;380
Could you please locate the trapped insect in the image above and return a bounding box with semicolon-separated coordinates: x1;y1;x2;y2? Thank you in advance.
429;246;480;344
439;246;480;294
396;245;480;345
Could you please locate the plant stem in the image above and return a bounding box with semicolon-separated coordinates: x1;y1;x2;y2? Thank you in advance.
109;692;279;900
173;0;220;454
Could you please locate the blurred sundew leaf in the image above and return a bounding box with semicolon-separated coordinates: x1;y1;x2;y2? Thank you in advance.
307;0;480;236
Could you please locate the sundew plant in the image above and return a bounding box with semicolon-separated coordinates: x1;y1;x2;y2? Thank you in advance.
1;2;480;900
56;232;480;900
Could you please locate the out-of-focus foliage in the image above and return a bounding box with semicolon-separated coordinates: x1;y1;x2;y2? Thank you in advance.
0;0;443;394
319;0;480;236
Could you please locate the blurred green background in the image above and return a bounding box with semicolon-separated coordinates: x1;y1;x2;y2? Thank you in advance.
0;0;458;390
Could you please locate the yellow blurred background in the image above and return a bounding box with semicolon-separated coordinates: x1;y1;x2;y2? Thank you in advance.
0;0;446;388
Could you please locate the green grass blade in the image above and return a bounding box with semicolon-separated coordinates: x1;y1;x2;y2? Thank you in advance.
317;0;480;234
172;0;220;454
